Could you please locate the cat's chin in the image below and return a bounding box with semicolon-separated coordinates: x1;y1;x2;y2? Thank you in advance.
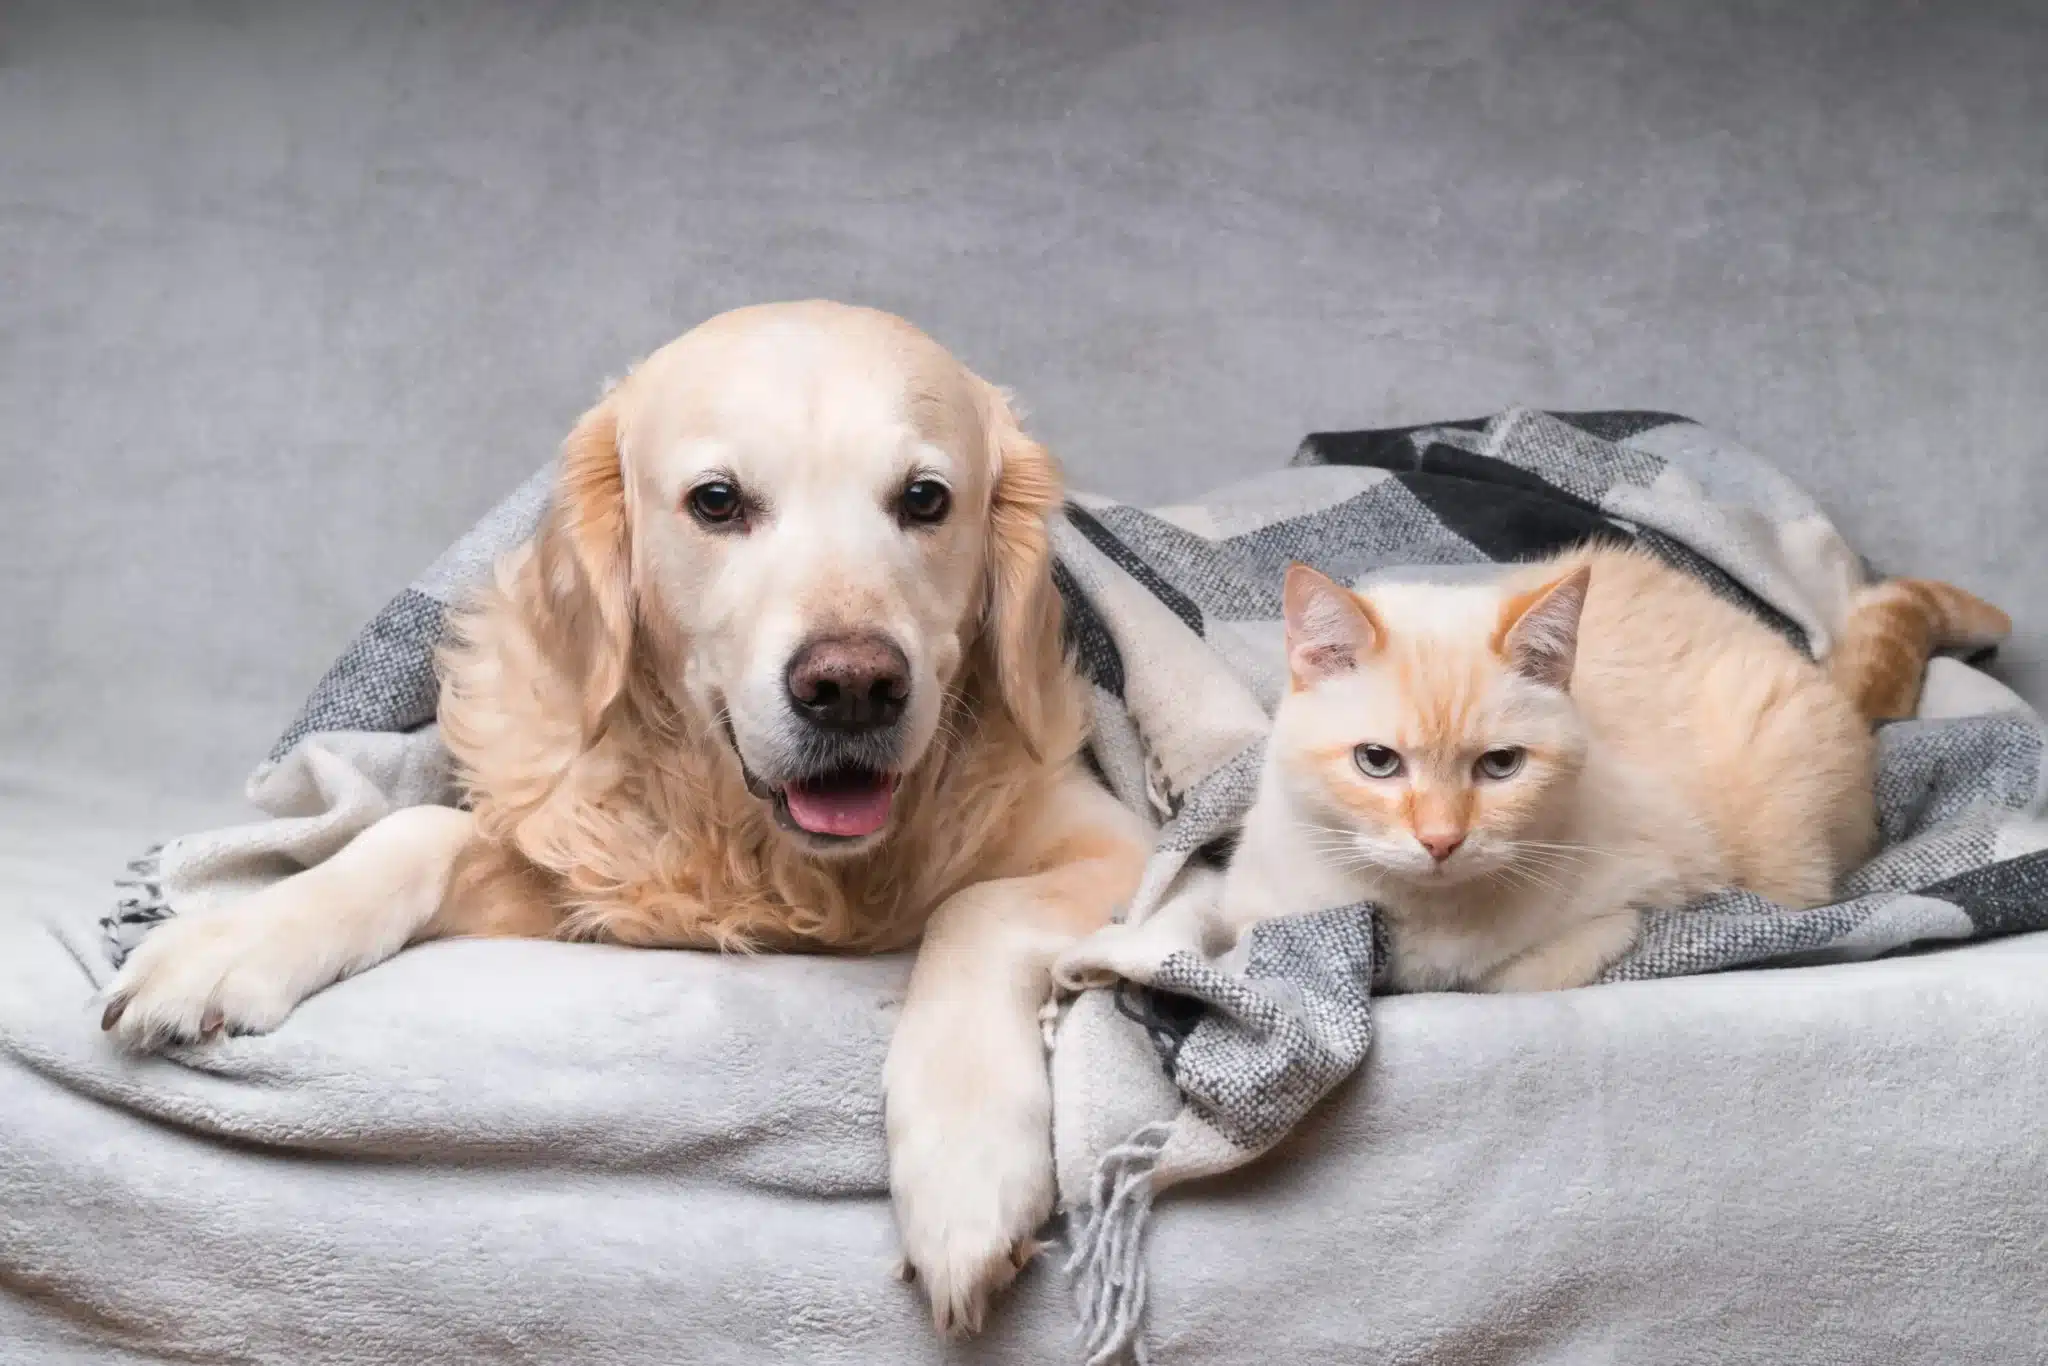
1378;860;1497;893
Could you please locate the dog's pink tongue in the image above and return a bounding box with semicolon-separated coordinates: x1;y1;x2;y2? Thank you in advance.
785;776;895;838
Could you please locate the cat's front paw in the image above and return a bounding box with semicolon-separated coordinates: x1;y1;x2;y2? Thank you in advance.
1484;911;1640;993
1053;919;1185;992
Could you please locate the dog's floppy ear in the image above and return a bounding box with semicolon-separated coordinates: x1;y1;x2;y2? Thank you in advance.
977;382;1066;763
533;394;634;738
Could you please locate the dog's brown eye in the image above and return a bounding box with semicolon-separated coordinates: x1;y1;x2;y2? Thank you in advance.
899;478;951;526
688;480;744;527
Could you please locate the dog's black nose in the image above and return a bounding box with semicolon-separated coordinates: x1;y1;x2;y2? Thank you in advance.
785;634;910;732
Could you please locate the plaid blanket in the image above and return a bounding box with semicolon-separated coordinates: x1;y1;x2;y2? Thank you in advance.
102;408;2047;1364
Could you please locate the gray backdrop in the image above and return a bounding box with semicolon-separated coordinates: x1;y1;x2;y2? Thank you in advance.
5;0;2044;805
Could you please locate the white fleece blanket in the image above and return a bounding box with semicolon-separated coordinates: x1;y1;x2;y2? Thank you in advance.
6;794;2047;1364
19;407;2048;1361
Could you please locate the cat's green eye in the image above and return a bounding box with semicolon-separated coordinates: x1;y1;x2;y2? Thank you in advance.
1354;744;1403;779
1476;747;1526;780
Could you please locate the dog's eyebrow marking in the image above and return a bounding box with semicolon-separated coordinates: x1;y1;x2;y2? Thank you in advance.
667;437;732;469
646;439;740;507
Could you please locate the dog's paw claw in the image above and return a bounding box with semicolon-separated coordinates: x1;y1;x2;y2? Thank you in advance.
919;1236;1040;1337
99;908;304;1051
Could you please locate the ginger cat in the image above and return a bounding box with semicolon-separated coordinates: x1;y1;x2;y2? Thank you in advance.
1215;546;2011;992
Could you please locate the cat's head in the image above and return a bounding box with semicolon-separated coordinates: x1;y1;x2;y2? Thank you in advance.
1273;562;1593;892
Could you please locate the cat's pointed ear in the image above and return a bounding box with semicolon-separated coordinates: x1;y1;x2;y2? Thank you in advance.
1497;565;1591;690
1284;564;1381;688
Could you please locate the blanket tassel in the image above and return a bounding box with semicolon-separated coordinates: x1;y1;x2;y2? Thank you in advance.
103;843;170;969
1066;1121;1172;1365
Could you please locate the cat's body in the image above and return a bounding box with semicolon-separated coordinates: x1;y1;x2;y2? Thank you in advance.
1213;544;2009;993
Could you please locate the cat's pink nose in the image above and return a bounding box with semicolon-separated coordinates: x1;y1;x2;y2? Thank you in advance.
1419;832;1465;863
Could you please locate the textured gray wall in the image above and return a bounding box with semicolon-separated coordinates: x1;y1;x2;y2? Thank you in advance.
4;0;2044;801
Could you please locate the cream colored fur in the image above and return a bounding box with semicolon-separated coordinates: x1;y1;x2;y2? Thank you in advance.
1210;545;2007;993
101;301;1150;1336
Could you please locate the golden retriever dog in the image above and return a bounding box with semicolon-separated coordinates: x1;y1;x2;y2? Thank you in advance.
100;300;1152;1333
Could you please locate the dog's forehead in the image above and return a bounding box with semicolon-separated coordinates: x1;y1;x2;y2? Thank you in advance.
629;317;984;473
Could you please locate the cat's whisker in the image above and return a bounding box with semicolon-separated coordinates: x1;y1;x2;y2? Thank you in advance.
1512;840;1619;861
1300;838;1383;859
1298;843;1371;860
1506;845;1612;872
1486;862;1574;900
1496;848;1576;871
1508;851;1590;875
1506;864;1590;893
1314;856;1389;875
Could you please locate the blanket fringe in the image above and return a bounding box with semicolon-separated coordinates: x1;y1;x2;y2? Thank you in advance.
102;844;171;969
1066;1121;1172;1365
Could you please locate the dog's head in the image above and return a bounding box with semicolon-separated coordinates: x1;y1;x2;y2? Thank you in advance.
534;300;1064;856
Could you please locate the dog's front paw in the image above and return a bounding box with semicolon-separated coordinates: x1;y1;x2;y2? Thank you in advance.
890;1110;1052;1335
885;1012;1055;1336
100;903;310;1050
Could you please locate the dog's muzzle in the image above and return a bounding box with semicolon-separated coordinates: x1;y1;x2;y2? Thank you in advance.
760;633;908;841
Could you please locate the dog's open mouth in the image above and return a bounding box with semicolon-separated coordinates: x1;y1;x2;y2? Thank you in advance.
778;766;899;840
